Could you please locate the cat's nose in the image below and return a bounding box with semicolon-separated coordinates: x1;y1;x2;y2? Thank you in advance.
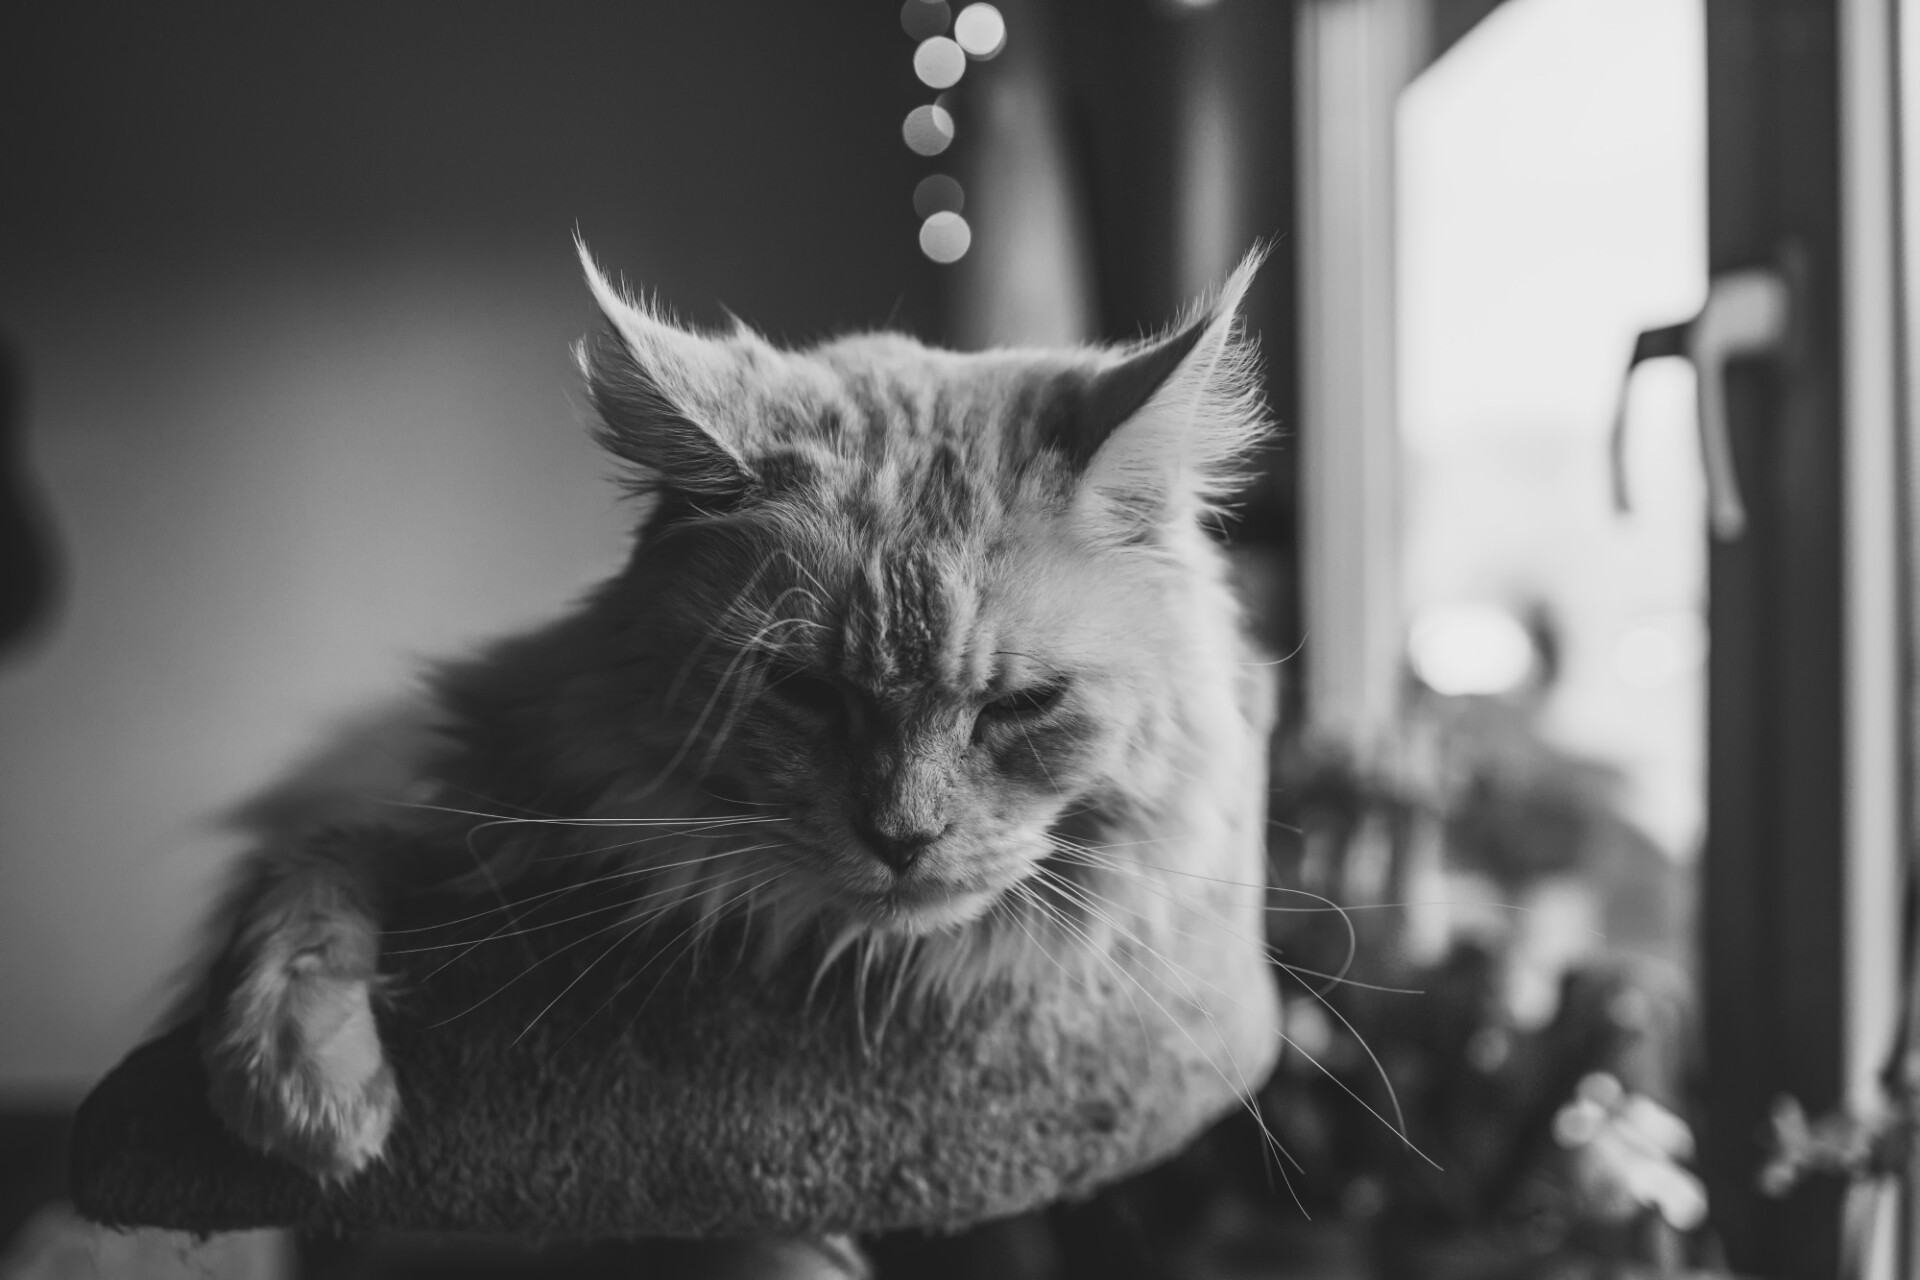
856;819;945;872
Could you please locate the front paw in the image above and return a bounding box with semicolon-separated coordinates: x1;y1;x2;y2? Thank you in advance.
204;959;399;1182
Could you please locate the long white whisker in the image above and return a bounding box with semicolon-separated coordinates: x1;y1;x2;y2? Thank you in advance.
375;798;781;830
414;839;783;996
1017;869;1309;1197
1010;879;1161;1067
424;899;673;1029
512;910;660;1048
645;613;819;790
661;563;789;712
545;859;791;1051
409;858;760;984
1002;881;1094;995
557;868;793;1055
1270;962;1422;996
1288;967;1420;1150
807;923;867;1011
545;820;786;862
1037;861;1437;1175
873;936;919;1044
1048;841;1542;921
1015;722;1059;794
1052;840;1367;997
854;933;878;1052
1044;842;1429;1149
517;865;789;1047
390;858;752;956
385;846;746;936
1043;848;1421;997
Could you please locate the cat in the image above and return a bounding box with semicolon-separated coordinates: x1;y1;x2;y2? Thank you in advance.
188;240;1276;1182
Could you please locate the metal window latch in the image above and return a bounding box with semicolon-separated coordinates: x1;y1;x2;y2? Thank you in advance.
1610;262;1797;541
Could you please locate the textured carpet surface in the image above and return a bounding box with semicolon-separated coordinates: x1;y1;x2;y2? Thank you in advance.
69;879;1280;1238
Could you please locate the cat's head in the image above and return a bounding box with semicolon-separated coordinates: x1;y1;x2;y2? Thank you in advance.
573;243;1268;936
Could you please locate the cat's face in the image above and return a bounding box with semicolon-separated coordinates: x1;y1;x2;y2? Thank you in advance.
575;243;1265;935
650;487;1177;935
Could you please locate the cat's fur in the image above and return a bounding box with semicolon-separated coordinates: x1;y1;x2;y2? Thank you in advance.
189;242;1274;1181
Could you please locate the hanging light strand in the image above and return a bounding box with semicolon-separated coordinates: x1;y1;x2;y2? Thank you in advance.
898;3;1005;264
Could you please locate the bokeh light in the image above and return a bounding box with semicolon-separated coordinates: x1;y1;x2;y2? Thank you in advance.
953;4;1007;59
1408;603;1537;696
902;104;955;156
919;211;972;263
900;0;951;41
912;173;965;218
914;36;967;90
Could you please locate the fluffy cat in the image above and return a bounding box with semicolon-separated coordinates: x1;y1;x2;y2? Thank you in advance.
189;241;1276;1181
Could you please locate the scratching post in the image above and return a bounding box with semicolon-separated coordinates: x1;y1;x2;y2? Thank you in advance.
70;911;1278;1237
69;683;1281;1238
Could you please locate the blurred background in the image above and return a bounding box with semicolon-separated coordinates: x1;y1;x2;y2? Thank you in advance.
2;1;1917;1277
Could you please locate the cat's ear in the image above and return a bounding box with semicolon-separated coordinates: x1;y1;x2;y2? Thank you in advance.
574;240;757;504
1070;248;1269;537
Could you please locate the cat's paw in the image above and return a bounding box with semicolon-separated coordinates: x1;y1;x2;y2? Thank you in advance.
203;938;399;1181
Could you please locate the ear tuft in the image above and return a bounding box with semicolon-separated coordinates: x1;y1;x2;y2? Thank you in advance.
574;239;757;505
1072;246;1272;538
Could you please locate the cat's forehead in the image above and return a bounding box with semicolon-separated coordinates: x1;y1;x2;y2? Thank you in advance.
834;542;980;691
733;341;1114;690
795;340;1089;466
744;345;1094;541
743;502;1048;697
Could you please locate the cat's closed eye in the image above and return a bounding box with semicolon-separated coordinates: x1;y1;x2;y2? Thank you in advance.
764;665;848;722
978;681;1068;725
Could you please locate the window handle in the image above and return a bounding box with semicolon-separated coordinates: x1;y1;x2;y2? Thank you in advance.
1610;265;1795;541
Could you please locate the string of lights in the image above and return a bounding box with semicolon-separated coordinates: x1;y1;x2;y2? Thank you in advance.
899;1;1006;264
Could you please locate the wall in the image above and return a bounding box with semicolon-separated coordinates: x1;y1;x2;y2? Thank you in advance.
0;2;938;1096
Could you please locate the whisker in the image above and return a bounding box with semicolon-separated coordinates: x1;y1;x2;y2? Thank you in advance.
1031;864;1289;1038
384;847;744;936
661;565;789;712
643;613;819;792
538;820;786;862
873;936;919;1044
374;798;781;830
1017;869;1310;1198
1039;849;1420;998
1046;840;1360;997
1044;841;1539;923
854;933;879;1052
1022;867;1302;1170
772;548;838;615
423;898;679;1029
464;867;787;1043
1288;971;1420;1149
1016;722;1059;794
1001;882;1093;995
410;838;782;994
408;859;757;984
523;907;683;1050
690;652;784;780
1010;879;1162;1070
389;858;751;956
1031;862;1437;1174
558;867;792;1055
807;923;867;1011
1240;632;1309;667
511;910;660;1047
1268;963;1422;997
